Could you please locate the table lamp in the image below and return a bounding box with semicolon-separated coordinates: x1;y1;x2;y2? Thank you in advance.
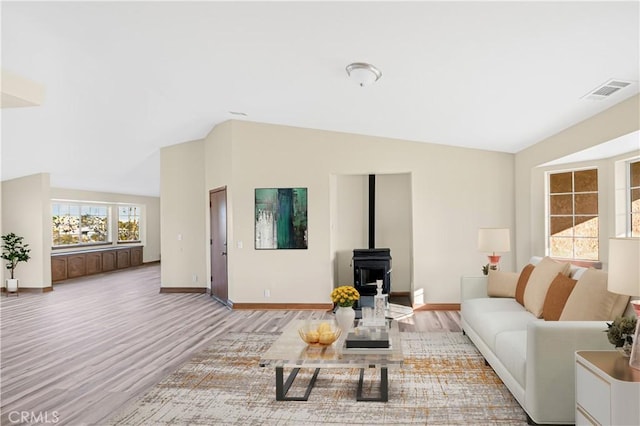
607;238;640;370
478;228;510;270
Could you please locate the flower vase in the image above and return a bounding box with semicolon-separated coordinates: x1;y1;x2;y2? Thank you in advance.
335;306;356;332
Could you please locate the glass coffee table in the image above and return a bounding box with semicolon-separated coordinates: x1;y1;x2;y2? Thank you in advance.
259;319;403;402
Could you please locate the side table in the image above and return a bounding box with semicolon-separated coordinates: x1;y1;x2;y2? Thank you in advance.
575;350;640;425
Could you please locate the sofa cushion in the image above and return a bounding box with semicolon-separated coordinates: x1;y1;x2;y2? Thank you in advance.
559;269;630;321
462;297;538;353
495;330;527;388
542;273;577;321
475;311;538;353
462;297;527;318
523;257;571;318
487;270;519;298
515;264;535;306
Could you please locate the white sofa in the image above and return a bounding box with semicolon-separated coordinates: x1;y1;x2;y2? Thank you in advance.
460;257;629;425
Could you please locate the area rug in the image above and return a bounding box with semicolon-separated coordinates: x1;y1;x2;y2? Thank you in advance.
109;332;527;425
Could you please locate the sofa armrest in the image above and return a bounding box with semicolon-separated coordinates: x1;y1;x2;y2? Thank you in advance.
524;320;612;424
460;276;488;301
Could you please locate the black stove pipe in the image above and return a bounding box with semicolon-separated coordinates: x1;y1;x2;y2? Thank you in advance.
368;174;375;249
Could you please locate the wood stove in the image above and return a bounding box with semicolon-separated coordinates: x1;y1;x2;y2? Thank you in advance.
353;248;392;298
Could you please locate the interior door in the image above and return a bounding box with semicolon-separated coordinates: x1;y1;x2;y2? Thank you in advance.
210;187;229;305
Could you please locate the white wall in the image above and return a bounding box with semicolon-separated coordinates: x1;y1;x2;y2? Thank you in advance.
50;188;161;263
2;173;51;288
515;94;640;268
187;120;515;304
160;139;207;288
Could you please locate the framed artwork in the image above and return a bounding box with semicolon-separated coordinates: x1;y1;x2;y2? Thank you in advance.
255;188;308;249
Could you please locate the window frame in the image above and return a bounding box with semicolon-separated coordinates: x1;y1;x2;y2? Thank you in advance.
546;167;600;261
51;201;112;248
627;158;640;237
117;204;142;244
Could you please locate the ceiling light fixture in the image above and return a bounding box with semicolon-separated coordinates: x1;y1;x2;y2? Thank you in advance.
346;62;382;87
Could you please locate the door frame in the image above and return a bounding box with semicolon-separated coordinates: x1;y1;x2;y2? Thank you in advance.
209;186;229;306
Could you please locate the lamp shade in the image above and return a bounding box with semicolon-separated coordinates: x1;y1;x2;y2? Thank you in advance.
607;238;640;297
478;228;511;253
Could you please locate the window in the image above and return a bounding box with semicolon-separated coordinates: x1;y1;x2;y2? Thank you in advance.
118;205;140;242
629;159;640;237
548;168;599;260
52;203;109;246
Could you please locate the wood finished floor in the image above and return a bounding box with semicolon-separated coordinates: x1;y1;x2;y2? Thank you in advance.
0;264;460;426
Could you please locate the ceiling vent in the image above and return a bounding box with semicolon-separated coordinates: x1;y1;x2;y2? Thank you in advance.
582;79;634;101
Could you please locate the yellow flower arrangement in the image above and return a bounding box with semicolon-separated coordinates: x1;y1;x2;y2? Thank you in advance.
330;285;360;307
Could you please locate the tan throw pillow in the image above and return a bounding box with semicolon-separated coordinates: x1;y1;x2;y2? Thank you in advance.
542;273;577;321
559;269;631;321
487;270;519;298
515;264;535;306
524;257;571;318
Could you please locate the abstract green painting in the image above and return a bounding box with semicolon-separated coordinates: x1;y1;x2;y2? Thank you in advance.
255;188;308;249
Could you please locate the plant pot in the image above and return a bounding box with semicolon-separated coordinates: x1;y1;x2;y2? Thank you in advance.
617;344;632;358
6;278;18;294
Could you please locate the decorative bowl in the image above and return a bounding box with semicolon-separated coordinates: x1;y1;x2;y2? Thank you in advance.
298;322;341;346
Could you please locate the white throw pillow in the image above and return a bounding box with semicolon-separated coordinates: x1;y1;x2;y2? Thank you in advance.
523;257;571;318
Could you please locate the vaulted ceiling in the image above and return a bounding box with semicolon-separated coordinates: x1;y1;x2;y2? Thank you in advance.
2;1;638;196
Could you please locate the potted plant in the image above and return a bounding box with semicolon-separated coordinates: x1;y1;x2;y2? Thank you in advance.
605;316;637;357
1;233;31;295
330;285;360;331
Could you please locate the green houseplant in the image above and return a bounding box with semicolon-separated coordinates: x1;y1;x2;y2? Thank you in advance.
1;233;31;294
605;316;637;356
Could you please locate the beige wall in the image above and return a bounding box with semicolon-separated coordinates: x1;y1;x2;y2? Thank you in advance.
1;69;45;108
1;175;162;289
0;177;3;284
186;120;515;304
50;187;161;263
332;174;367;288
160;139;207;288
152;95;639;304
204;121;233;293
515;94;640;268
2;173;51;289
329;173;412;293
533;150;640;270
376;173;413;293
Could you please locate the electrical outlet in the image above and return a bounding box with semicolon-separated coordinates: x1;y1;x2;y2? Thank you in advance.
264;289;270;298
192;274;198;283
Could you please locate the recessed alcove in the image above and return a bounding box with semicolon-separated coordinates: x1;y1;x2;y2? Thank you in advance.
330;173;413;303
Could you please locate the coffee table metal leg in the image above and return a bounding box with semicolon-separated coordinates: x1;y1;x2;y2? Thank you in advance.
356;367;388;402
275;367;320;401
